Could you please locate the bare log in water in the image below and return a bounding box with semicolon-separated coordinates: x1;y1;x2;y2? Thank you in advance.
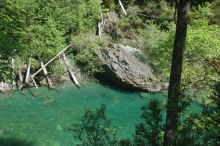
31;44;73;78
18;70;23;83
30;75;38;89
20;44;73;89
61;53;79;87
25;59;31;83
41;62;53;88
11;58;16;89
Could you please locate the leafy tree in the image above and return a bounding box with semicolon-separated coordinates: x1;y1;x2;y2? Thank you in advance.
102;0;116;10
211;0;220;25
134;100;164;146
70;104;118;146
0;0;106;80
0;0;24;81
72;34;106;74
21;19;65;60
145;14;220;97
176;82;220;146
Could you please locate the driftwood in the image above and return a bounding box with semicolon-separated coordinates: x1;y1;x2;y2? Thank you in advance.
11;58;16;89
20;44;79;89
25;59;31;83
118;0;127;15
28;61;38;88
18;69;23;83
41;62;53;88
61;53;79;86
19;59;38;89
31;44;73;78
30;75;38;89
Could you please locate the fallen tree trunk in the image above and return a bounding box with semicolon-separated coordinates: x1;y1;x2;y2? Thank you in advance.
118;0;127;15
11;58;16;89
25;59;31;83
31;44;73;78
19;44;73;89
61;53;79;87
18;69;23;83
41;62;53;88
30;75;38;89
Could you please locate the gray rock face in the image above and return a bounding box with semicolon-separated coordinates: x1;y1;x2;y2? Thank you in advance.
99;44;163;92
0;82;11;92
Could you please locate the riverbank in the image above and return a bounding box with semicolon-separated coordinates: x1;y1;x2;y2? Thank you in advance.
1;43;166;93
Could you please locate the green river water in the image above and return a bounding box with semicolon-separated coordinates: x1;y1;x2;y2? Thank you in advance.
0;82;200;146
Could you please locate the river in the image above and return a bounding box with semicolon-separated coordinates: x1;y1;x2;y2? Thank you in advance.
0;82;200;146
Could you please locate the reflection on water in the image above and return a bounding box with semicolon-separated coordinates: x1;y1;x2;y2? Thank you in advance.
0;82;198;146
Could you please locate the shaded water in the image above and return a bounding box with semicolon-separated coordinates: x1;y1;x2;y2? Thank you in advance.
0;82;199;146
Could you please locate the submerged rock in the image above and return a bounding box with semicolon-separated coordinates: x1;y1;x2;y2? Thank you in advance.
140;92;150;98
99;44;164;92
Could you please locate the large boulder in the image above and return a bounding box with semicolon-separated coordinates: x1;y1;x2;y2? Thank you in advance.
99;44;164;92
0;82;11;92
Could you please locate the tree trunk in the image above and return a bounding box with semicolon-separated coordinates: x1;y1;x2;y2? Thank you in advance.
163;1;190;146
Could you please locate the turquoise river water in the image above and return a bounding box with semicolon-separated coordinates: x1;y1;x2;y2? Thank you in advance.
0;82;200;146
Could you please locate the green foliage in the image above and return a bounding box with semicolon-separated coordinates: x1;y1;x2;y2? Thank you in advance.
177;82;220;146
186;20;220;59
141;23;175;78
119;6;143;30
143;13;220;84
70;94;220;146
0;60;13;82
211;0;220;25
0;32;16;60
136;0;174;25
0;0;102;57
22;19;65;60
0;0;104;79
0;0;65;61
0;0;219;82
71;101;165;146
134;100;164;146
189;3;214;20
70;104;118;146
0;31;16;81
0;0;24;81
72;34;106;74
72;0;102;34
102;0;116;10
182;22;219;102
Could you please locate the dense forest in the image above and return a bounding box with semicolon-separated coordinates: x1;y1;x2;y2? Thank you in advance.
0;0;220;146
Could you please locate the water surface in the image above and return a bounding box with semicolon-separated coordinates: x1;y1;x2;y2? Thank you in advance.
0;82;170;146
